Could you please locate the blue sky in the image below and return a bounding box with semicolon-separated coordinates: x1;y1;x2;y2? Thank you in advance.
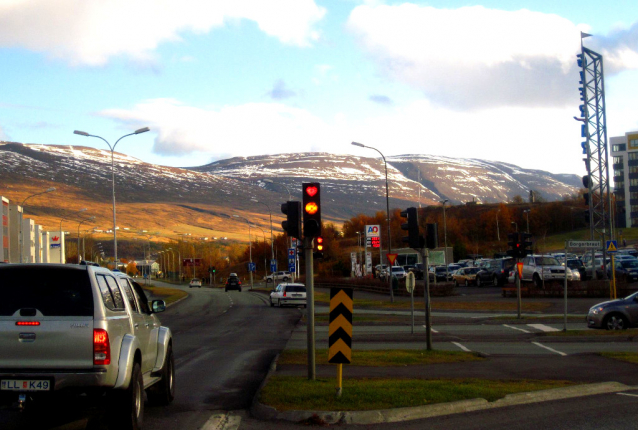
1;0;638;175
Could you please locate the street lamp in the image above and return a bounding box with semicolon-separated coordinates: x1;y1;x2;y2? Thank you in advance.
441;199;449;280
19;187;56;263
251;199;275;273
511;221;518;232
73;127;150;266
523;209;531;233
233;215;254;290
59;208;88;263
351;141;394;302
263;179;292;201
76;216;95;263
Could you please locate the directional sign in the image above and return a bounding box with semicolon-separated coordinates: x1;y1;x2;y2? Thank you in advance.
182;258;203;267
386;253;398;266
247;262;256;272
288;248;296;273
270;259;277;272
567;240;601;249
607;240;618;254
328;288;353;364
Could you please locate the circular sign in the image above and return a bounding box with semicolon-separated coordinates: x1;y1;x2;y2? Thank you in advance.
406;272;415;293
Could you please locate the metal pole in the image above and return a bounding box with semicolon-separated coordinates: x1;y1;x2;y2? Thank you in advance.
517;257;522;319
424;248;432;351
249;225;253;291
443;201;448;281
410;287;414;335
611;253;616;299
304;236;316;380
336;363;342;398
564;243;568;332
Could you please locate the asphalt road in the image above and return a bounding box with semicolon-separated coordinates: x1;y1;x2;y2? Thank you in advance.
0;283;301;430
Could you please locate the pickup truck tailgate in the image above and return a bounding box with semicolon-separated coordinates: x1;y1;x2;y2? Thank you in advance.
0;266;95;370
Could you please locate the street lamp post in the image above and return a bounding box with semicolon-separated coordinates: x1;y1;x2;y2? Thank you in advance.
351;142;394;302
74;127;150;267
441;199;449;280
59;208;88;264
263;179;296;276
523;209;531;233
233;215;253;290
19;187;56;263
496;209;501;242
76;216;95;263
252;199;275;276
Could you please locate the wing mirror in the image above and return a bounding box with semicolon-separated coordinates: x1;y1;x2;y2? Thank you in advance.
151;300;166;313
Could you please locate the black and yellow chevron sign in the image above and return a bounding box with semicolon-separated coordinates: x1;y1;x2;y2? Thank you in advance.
328;287;353;364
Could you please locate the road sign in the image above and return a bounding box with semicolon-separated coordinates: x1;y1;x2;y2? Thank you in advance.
386;253;398;266
328;287;353;364
365;225;381;238
270;259;277;272
247;262;256;272
607;240;618;254
516;262;523;279
567;240;601;249
182;258;202;267
288;248;296;273
406;272;415;293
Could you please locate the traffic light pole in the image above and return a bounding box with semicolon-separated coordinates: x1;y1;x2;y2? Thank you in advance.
517;257;522;319
304;236;316;380
423;248;432;351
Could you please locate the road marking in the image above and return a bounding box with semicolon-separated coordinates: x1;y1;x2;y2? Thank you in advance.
617;393;638;398
503;324;530;333
202;412;242;430
452;342;471;352
422;326;438;333
532;342;567;356
527;324;560;332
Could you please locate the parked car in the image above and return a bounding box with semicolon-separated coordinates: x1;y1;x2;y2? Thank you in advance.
607;259;638;283
475;258;514;287
265;271;292;283
429;266;449;282
452;267;481;286
269;283;307;308
189;278;202;288
0;264;175;427
521;255;567;287
587;291;638;330
565;258;587;280
374;264;388;278
389;266;407;280
225;275;242;292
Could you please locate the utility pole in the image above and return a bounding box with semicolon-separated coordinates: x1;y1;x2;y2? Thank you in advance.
304;236;316;380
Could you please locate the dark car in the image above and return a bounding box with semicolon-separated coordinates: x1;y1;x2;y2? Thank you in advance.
475;258;514;287
429;266;449;282
607;259;638;283
565;258;587;280
225;275;242;292
588;291;638;330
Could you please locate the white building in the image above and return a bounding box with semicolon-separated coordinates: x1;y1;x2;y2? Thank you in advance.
1;196;9;263
8;204;22;263
48;231;66;264
41;231;50;263
21;218;35;263
610;131;638;228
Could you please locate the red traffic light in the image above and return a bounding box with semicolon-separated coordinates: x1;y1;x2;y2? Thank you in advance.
305;186;318;197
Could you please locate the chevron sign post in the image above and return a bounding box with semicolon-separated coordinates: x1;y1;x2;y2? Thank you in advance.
329;287;353;397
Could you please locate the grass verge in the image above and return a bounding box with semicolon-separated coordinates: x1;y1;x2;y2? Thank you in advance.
599;352;638;364
488;315;585;321
278;349;483;366
144;285;188;305
260;377;576;411
544;328;638;337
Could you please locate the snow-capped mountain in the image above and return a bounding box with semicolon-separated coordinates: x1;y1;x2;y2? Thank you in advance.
1;143;581;226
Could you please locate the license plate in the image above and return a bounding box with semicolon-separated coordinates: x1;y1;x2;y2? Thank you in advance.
292;294;302;297
1;380;51;391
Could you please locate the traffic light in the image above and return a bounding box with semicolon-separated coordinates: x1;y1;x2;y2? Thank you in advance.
584;193;590;206
581;141;587;155
314;236;324;259
302;182;321;238
584;210;590;223
506;232;520;258
520;233;533;258
426;223;438;250
582;175;590;188
400;207;423;249
281;201;302;239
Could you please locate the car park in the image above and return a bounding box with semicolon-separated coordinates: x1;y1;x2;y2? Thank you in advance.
269;283;307;308
429;266;449;282
225;275;242;292
0;264;175;428
389;266;406;280
587;291;638;330
452;267;480;286
565;258;587;280
189;278;202;288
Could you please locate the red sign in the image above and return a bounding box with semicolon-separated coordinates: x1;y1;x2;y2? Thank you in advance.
182;258;202;267
516;262;524;279
52;236;59;242
386;253;398;265
371;237;380;248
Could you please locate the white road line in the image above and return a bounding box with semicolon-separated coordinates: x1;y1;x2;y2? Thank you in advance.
452;342;471;352
617;393;638;398
528;324;561;332
503;324;531;333
422;326;438;333
532;342;567;356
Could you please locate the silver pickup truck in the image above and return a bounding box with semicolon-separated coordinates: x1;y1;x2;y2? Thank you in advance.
0;264;175;430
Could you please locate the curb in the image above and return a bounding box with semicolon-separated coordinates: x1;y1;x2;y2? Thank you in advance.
251;381;634;425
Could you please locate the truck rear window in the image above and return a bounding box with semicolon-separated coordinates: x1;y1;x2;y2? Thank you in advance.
0;266;94;317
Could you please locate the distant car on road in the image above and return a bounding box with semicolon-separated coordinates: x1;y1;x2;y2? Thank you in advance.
225;275;242;292
189;278;202;288
269;283;307;308
587;291;638;330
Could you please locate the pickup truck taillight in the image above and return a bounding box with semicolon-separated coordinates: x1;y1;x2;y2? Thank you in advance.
93;329;111;365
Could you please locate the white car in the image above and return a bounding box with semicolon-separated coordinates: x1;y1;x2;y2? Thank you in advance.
389;266;406;280
189;278;202;288
269;283;307;308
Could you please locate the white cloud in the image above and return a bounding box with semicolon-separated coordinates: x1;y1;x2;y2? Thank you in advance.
347;4;638;110
0;0;325;65
102;97;587;175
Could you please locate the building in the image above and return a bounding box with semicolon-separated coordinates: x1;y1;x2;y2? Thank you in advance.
21;218;35;263
8;204;22;263
610;131;638;228
41;230;50;263
34;224;42;263
1;197;9;262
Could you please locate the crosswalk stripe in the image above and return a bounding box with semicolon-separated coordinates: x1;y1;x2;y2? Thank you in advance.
527;324;560;332
532;342;567;356
503;324;530;333
452;342;471;352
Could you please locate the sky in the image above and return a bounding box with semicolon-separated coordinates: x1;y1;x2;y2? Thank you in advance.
1;0;638;176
